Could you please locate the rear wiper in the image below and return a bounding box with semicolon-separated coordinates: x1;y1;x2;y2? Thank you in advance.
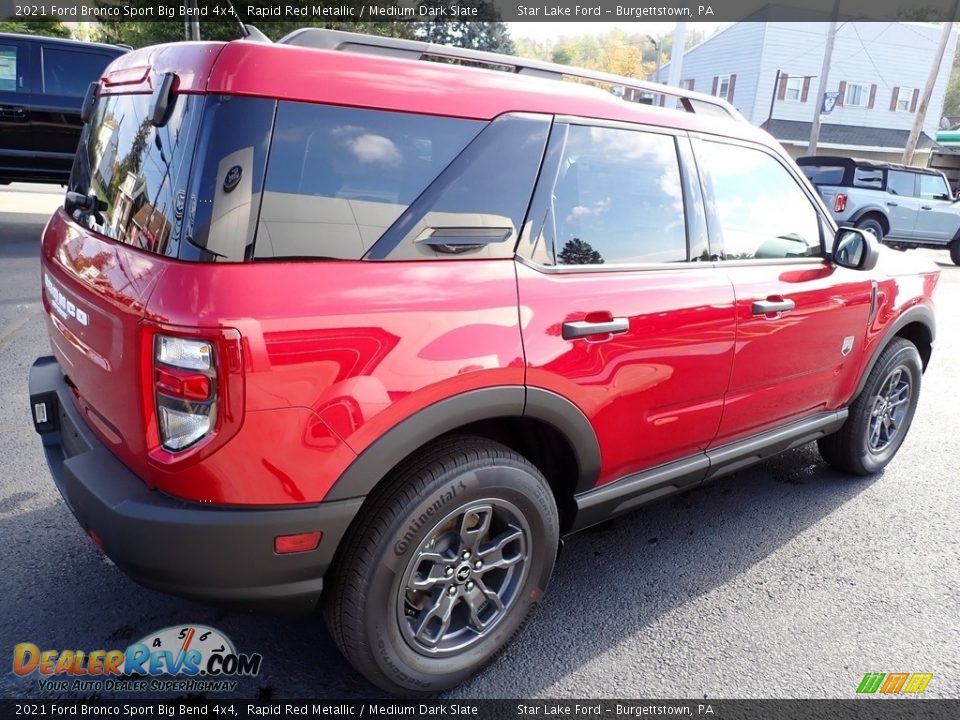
65;191;108;225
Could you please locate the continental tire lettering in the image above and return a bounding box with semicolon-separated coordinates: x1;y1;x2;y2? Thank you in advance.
393;481;466;556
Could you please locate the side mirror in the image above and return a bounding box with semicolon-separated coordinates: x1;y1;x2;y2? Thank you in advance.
832;227;879;271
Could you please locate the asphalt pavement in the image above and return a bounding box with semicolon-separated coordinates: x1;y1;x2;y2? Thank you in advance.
0;183;957;700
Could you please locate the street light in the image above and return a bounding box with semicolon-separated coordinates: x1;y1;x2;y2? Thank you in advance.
647;35;662;85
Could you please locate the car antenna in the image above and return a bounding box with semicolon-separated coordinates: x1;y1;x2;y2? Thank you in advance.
226;0;249;38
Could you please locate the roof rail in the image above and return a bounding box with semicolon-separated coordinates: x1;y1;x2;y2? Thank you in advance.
278;28;744;121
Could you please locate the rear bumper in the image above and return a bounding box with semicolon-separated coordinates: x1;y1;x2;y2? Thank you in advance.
28;356;362;613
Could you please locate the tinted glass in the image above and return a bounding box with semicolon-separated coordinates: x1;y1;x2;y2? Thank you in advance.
255;102;483;260
697;141;821;260
919;173;950;199
68;92;203;258
0;45;16;92
887;170;915;196
801;165;845;185
370;114;550;260
180;95;274;262
853;167;883;188
549;125;687;265
43;48;113;96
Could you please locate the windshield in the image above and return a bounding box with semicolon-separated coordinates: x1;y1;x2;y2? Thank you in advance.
68;92;204;258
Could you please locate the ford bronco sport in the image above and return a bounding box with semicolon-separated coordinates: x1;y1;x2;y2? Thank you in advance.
29;29;939;695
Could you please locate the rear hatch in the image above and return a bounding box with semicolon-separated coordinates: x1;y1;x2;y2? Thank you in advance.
41;47;214;476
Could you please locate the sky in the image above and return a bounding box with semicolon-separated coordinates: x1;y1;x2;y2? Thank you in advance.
507;22;728;43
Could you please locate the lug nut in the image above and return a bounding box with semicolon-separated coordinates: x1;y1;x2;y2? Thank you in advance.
444;567;454;577
448;585;457;596
465;581;475;591
461;550;471;560
474;560;482;570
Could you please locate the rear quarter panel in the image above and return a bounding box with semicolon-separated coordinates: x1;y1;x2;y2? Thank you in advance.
143;259;524;504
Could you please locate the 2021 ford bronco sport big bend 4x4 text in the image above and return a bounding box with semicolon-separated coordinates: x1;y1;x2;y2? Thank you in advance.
29;29;939;695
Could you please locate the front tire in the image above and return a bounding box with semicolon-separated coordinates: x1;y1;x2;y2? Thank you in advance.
323;437;559;695
950;238;960;266
818;338;922;475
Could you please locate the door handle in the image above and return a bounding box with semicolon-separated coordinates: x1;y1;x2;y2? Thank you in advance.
885;201;898;207
921;205;933;210
0;105;26;118
562;317;629;340
752;298;795;316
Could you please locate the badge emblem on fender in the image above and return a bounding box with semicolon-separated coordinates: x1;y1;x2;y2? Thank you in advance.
841;336;854;356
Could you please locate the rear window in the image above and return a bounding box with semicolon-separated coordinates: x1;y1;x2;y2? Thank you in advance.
68;92;204;258
42;47;115;96
255;103;484;260
800;165;845;185
853;166;883;188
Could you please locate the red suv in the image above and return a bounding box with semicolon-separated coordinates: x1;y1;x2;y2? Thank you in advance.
29;30;938;695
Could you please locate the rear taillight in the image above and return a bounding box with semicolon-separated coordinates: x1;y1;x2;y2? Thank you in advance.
834;193;847;213
154;335;216;451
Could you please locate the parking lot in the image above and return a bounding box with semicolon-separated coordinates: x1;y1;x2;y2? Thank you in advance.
0;182;958;700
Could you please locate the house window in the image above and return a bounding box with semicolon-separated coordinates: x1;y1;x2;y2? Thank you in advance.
716;75;731;99
845;82;871;107
785;76;804;101
897;87;915;112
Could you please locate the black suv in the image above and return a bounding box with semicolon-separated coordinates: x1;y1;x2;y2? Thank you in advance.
0;32;126;185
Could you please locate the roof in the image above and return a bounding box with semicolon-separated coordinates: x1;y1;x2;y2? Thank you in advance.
795;155;941;174
103;39;773;148
761;119;937;151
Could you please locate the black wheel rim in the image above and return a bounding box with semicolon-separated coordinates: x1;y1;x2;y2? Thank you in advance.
397;499;530;656
868;365;912;454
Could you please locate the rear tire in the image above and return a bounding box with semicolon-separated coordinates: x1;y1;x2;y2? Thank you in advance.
818;338;922;476
950;239;960;266
323;436;559;695
856;216;885;242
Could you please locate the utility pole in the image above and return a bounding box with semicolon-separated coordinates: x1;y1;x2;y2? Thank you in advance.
667;22;687;89
767;69;781;127
184;0;200;41
647;35;662;84
808;0;840;155
903;5;958;165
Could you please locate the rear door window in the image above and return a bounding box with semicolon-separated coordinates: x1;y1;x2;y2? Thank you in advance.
254;102;484;260
42;47;114;96
538;124;689;266
887;170;917;196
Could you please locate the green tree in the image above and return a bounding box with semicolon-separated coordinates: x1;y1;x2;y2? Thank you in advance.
414;2;514;53
558;238;603;265
0;21;70;38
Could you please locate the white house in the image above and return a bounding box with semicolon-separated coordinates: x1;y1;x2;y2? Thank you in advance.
659;21;958;164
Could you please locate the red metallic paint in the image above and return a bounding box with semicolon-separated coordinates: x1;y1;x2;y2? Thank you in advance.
42;40;940;510
517;263;737;485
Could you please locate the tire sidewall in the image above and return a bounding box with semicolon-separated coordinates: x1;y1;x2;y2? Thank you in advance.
849;344;922;474
364;460;558;694
857;218;884;242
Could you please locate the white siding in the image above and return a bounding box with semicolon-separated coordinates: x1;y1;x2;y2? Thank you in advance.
661;22;958;142
657;23;766;119
759;22;958;138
